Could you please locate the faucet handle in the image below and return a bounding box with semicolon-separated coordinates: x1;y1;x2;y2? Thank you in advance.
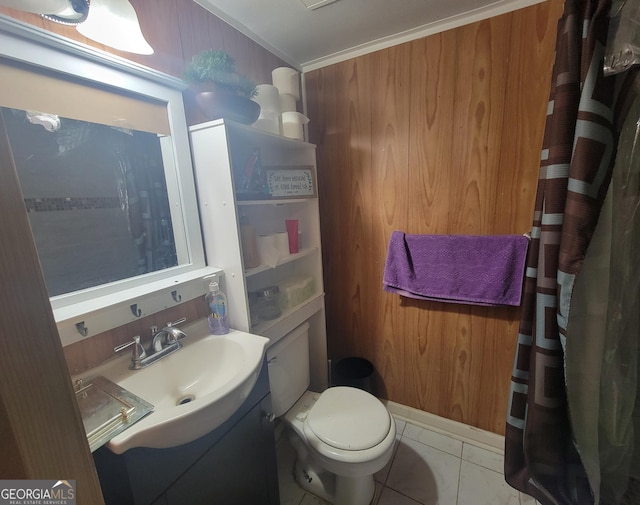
166;317;186;327
114;335;139;353
114;335;147;369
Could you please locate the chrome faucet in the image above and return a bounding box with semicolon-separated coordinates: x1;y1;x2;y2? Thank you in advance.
152;318;187;352
115;317;187;370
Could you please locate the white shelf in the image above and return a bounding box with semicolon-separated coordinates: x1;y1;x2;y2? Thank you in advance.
244;246;319;277
237;198;314;206
190;119;328;388
250;293;325;344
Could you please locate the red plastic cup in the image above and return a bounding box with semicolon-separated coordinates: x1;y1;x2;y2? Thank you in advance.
285;219;299;253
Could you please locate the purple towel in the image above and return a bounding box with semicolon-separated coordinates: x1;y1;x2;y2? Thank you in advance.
383;231;529;306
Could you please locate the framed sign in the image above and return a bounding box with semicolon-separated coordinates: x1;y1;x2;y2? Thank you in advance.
266;166;316;198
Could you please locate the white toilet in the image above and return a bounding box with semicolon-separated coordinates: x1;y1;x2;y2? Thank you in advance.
267;322;396;505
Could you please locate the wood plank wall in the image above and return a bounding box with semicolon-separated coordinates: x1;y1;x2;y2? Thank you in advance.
0;112;104;502
305;0;565;435
0;0;287;374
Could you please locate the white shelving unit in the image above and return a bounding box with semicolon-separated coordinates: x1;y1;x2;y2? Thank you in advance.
189;119;328;390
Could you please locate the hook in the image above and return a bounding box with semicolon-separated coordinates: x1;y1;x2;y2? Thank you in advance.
171;290;182;303
130;304;142;317
75;321;88;337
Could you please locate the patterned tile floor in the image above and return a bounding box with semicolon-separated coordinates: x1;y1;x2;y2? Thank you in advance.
277;416;541;505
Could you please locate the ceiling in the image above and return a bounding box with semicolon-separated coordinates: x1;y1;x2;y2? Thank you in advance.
194;0;542;71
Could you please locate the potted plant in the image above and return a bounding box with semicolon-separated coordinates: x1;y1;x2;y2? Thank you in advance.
184;49;260;124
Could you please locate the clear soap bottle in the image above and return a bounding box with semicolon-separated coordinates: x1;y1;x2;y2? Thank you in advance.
206;280;230;334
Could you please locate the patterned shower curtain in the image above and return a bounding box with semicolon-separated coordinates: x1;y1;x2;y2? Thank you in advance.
110;126;178;276
504;0;637;503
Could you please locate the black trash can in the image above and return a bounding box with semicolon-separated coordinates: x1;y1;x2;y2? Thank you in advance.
332;357;374;394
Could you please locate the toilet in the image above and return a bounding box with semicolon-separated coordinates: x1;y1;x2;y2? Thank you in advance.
267;322;396;505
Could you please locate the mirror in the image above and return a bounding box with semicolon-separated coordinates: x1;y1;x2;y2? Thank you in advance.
0;15;212;345
2;107;178;297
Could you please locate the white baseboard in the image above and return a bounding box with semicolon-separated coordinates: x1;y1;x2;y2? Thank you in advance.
384;400;505;454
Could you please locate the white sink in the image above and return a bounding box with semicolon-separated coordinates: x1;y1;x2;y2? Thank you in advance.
85;319;269;454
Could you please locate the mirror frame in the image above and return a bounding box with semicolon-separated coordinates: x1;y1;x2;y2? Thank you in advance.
0;15;219;346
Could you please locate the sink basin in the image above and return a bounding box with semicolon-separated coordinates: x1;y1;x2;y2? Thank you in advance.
85;319;269;454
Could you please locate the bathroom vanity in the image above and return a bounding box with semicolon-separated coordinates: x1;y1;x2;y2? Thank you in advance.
93;358;279;505
91;118;331;504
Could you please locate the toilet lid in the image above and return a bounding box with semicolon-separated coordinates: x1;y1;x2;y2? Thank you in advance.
306;387;391;451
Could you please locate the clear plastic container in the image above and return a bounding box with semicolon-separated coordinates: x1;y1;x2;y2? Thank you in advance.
279;275;314;310
248;291;260;327
254;286;281;321
239;214;260;268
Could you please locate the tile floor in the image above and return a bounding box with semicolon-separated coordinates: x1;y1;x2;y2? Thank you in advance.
277;416;541;505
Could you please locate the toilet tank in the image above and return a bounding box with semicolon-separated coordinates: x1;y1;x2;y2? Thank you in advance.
267;322;310;417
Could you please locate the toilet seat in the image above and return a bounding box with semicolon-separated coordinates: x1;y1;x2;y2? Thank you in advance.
306;387;391;451
295;388;395;468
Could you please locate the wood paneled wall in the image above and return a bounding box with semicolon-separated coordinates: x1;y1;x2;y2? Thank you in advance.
305;0;565;435
0;113;104;501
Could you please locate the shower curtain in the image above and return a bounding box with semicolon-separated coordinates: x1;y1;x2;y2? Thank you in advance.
566;92;640;505
503;0;638;503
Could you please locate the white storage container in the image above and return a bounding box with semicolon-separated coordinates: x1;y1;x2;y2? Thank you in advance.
282;111;309;140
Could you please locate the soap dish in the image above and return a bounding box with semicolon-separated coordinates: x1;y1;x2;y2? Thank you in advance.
74;375;153;452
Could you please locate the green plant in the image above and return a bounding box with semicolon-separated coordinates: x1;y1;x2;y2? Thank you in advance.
184;49;257;98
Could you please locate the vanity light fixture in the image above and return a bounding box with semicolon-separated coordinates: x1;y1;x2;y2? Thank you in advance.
0;0;152;53
42;0;90;25
76;0;154;55
0;0;89;24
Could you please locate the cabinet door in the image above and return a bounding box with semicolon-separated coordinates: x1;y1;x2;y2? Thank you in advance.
164;395;279;505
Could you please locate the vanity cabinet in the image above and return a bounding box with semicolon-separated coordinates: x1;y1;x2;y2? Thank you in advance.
94;359;279;505
163;394;276;504
189;119;328;390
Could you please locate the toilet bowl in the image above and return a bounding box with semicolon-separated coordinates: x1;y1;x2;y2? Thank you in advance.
267;323;396;505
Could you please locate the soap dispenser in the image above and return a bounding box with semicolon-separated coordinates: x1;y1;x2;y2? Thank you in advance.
206;280;230;334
